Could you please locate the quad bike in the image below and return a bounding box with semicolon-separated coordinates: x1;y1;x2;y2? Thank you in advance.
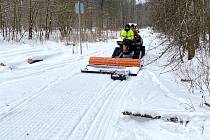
112;35;145;59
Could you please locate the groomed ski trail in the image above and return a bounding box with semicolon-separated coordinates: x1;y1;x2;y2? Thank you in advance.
0;47;134;140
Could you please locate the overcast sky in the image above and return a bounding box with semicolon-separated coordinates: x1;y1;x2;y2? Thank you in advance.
136;0;146;4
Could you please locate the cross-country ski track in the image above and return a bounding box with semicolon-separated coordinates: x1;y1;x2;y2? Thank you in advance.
0;51;136;139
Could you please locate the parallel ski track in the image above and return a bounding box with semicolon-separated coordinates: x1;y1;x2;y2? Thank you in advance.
0;44;113;113
0;77;98;139
0;56;87;121
0;79;125;139
86;81;130;140
0;60;126;139
67;80;129;140
65;80;120;139
0;77;59;121
0;43;123;139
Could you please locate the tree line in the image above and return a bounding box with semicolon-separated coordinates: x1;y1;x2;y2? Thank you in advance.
0;0;144;42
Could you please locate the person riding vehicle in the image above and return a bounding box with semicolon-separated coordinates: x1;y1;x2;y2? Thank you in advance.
130;24;142;43
130;24;139;38
112;23;145;59
120;24;134;54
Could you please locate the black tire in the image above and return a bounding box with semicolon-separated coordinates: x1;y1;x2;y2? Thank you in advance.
112;47;122;58
140;46;145;58
132;43;140;59
133;50;140;59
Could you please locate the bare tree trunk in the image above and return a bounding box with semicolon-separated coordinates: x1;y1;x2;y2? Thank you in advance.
187;37;195;60
45;0;50;40
208;12;210;53
28;0;32;40
12;0;16;40
0;0;2;32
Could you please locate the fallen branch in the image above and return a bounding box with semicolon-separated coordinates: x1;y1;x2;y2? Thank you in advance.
122;111;189;125
181;79;193;82
204;102;210;108
0;63;6;66
122;111;161;119
202;95;210;108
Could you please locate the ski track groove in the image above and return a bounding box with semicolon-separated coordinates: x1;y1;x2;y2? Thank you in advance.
0;74;117;139
35;96;74;139
0;77;60;122
46;80;114;139
34;80;118;139
0;48;105;120
0;58;83;122
0;86;91;139
90;81;129;140
0;42;122;139
67;81;120;139
82;81;129;140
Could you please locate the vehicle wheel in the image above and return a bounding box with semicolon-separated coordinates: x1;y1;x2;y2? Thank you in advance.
140;46;145;58
112;47;122;58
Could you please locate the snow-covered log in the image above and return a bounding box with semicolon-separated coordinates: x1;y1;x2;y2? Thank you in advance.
122;111;190;125
27;58;43;64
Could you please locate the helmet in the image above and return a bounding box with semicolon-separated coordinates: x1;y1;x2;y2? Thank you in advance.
124;24;130;32
131;24;135;28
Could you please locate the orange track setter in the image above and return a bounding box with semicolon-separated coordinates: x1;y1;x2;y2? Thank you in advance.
89;57;141;67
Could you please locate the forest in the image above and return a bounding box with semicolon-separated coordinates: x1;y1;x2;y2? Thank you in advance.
0;0;146;42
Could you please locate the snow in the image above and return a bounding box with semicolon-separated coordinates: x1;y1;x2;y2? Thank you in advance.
0;28;210;140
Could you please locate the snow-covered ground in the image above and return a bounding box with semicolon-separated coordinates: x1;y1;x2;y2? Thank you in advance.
0;28;209;140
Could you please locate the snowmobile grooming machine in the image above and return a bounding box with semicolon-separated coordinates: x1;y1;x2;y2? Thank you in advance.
81;24;145;80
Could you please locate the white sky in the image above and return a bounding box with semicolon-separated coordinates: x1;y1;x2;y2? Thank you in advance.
136;0;146;4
